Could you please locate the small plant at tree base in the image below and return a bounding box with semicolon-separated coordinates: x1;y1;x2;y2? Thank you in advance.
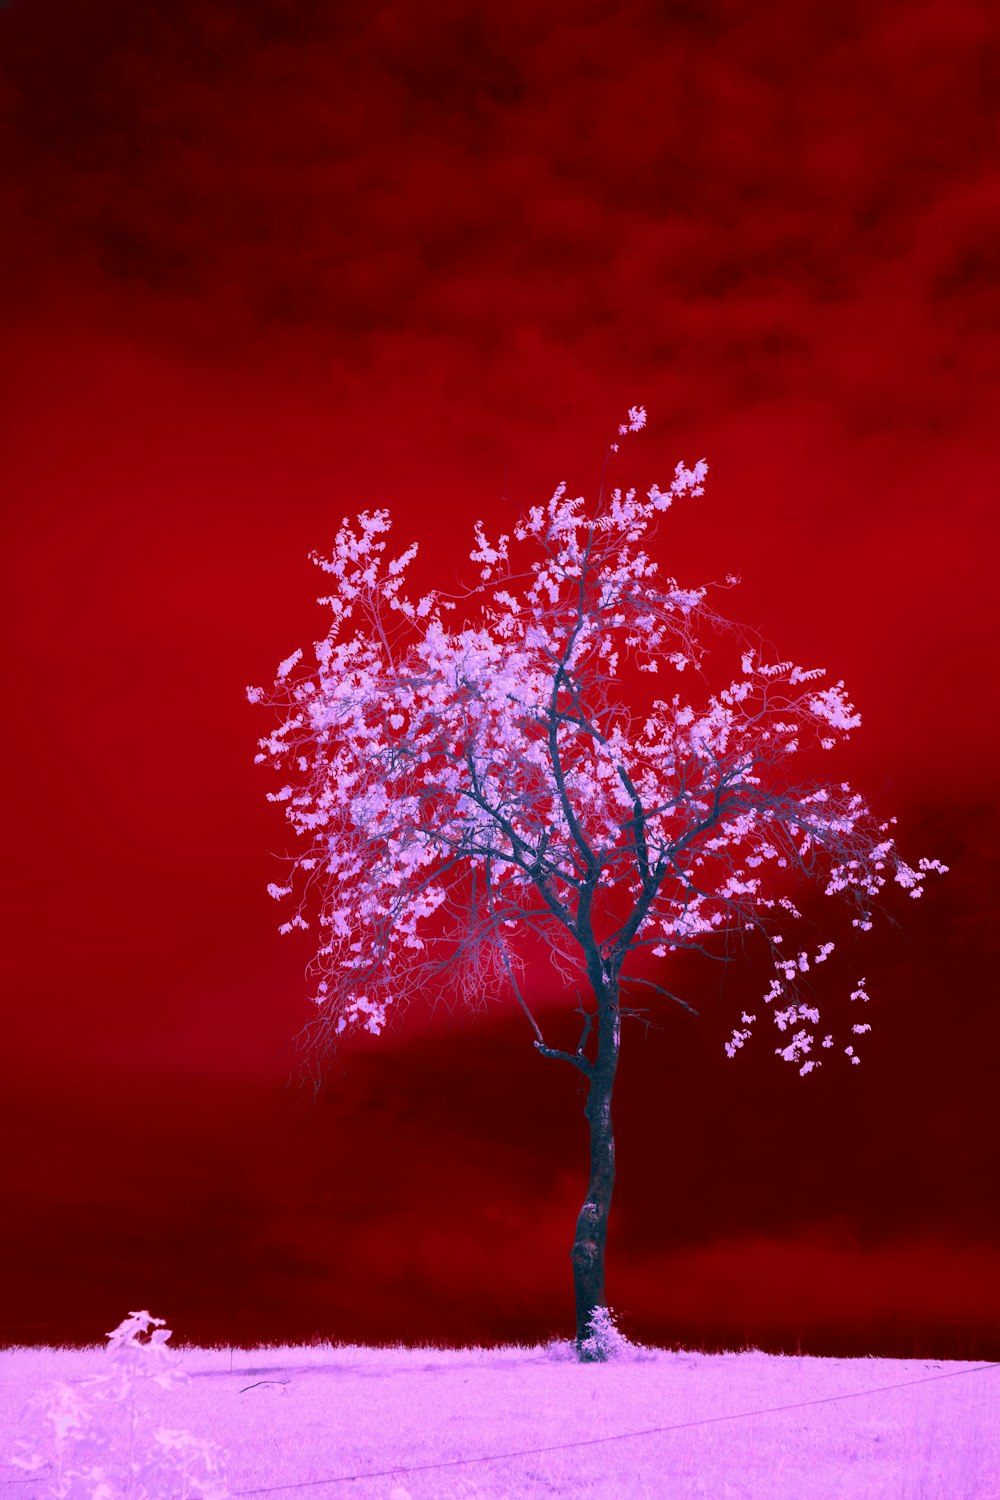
249;404;948;1360
10;1310;230;1499
578;1305;653;1363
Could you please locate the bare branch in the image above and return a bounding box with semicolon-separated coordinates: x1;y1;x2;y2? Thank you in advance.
618;974;700;1016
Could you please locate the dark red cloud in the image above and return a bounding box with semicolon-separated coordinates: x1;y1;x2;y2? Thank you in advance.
2;0;998;421
1;0;997;1354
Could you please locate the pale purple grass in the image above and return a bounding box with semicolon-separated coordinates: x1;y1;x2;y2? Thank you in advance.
2;1337;998;1499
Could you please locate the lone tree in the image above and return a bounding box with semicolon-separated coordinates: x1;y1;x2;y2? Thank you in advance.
248;407;946;1361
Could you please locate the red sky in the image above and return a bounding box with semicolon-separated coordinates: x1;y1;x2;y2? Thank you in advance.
1;0;998;1357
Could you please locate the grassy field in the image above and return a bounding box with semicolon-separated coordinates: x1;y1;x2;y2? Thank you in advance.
2;1336;998;1498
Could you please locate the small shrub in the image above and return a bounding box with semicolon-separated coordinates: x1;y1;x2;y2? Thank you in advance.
579;1306;655;1363
10;1310;230;1499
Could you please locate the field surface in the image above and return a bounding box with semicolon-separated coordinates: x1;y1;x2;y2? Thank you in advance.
2;1340;998;1499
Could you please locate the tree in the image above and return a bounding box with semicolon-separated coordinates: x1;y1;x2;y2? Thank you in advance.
247;407;946;1360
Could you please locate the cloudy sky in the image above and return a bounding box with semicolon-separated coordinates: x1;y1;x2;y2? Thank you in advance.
2;0;997;1356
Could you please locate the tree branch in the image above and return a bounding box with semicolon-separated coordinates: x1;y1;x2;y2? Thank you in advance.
533;999;596;1076
619;974;700;1016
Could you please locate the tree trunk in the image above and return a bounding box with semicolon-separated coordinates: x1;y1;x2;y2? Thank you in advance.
572;990;621;1360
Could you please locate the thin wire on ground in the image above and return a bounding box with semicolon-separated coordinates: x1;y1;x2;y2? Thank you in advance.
228;1359;1000;1496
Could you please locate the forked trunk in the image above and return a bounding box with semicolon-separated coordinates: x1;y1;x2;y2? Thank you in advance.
572;994;620;1360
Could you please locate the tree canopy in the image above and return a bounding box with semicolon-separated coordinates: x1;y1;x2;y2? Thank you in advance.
249;409;946;1086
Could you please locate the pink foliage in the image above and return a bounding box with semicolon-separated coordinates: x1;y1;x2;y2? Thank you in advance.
249;410;946;1079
